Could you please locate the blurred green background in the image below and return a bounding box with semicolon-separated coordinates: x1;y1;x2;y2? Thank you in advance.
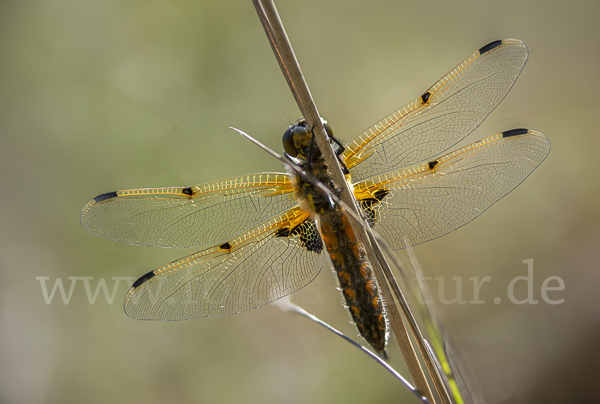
2;0;599;403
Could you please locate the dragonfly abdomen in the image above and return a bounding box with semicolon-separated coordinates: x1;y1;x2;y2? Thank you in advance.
319;209;388;355
285;118;387;354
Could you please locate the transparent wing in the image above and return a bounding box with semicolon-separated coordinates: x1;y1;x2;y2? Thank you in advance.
344;39;529;182
123;208;324;319
353;129;550;249
80;173;296;248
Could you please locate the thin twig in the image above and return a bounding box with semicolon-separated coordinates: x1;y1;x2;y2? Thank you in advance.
251;1;442;402
278;298;431;404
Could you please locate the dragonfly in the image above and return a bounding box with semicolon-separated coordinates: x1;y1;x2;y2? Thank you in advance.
81;39;550;356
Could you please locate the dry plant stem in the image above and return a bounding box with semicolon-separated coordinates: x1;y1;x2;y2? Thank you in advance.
252;0;434;402
232;125;449;404
369;235;451;404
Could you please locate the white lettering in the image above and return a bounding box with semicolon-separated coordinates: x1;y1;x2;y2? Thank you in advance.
436;277;466;304
541;276;565;304
507;259;539;304
36;277;86;305
469;276;491;304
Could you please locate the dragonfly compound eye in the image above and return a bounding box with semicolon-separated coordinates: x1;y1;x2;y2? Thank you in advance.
283;119;313;158
282;124;299;157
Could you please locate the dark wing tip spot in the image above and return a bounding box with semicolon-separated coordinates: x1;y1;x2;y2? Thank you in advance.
219;242;232;251
428;160;439;170
132;271;155;289
182;187;194;196
479;40;503;54
502;128;529;138
94;191;119;203
420;91;431;104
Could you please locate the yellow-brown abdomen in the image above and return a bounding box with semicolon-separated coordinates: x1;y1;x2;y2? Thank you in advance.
320;210;387;354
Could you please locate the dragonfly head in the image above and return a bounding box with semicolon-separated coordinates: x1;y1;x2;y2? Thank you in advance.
282;118;334;160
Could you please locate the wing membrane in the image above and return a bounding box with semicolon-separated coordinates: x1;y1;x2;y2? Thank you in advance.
80;173;295;248
123;208;324;319
353;129;550;249
344;39;529;181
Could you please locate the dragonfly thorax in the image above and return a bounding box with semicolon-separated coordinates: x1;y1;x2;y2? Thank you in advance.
283;119;340;216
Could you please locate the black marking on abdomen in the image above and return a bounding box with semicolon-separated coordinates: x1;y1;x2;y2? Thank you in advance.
502;128;529;138
479;40;502;54
181;187;194;196
132;270;155;289
94;191;118;202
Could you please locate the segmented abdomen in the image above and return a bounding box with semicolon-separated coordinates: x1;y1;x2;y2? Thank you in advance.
319;210;387;354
